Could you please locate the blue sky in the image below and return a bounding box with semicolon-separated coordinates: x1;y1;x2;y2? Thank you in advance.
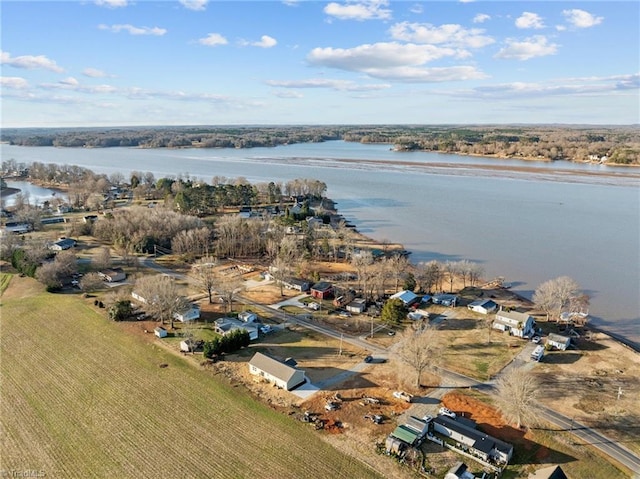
1;0;638;127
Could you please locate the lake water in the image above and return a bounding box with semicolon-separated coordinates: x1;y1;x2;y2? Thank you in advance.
1;180;60;207
2;142;639;348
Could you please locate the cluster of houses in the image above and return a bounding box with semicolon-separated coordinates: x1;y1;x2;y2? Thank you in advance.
386;412;514;474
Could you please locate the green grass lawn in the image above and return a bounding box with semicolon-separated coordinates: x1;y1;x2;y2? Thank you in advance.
0;278;382;479
0;272;12;295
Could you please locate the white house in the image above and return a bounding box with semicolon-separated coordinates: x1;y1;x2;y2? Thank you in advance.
467;299;498;315
248;352;307;391
493;310;535;338
131;291;147;304
49;238;76;251
346;298;367;314
174;303;200;322
547;333;571;351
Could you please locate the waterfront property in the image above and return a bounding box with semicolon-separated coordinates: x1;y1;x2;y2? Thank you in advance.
493;310;535;338
248;352;307;391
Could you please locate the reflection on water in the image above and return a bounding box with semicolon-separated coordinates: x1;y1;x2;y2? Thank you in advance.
1;181;60;207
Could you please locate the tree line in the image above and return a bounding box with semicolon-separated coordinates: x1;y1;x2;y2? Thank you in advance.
3;125;638;165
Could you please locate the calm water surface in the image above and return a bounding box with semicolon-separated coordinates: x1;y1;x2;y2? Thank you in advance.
2;142;639;347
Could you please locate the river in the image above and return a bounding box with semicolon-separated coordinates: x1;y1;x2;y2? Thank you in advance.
2;142;639;348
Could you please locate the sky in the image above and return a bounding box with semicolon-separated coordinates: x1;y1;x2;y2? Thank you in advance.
1;0;638;127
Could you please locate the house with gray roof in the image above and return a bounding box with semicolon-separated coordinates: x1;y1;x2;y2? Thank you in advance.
547;333;571;351
432;415;513;465
248;352;306;391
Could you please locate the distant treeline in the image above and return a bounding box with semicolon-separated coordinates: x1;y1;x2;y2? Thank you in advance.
2;124;639;165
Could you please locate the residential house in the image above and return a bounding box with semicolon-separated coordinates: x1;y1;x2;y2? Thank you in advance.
547;333;571;351
173;303;201;322
49;238;76;251
445;462;476;479
432;293;459;307
390;290;419;307
248;352;307;391
131;291;147;304
467;299;498;315
154;327;167;338
311;281;334;300
214;318;258;340
98;268;126;283
493;310;535;338
432;415;513;465
346;298;367;314
3;222;32;234
282;277;311;292
528;465;568;479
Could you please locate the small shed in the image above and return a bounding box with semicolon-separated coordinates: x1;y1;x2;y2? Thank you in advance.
310;281;333;299
547;333;571;351
238;311;258;323
154;327;167;338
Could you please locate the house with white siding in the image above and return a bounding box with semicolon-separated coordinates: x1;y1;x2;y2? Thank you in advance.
493;310;535;338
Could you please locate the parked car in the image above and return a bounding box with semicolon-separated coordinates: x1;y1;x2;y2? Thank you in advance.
532;336;541;344
307;302;320;311
439;407;456;418
259;325;272;334
338;310;351;318
393;391;414;403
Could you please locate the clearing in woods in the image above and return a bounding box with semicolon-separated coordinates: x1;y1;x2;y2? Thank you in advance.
0;276;382;479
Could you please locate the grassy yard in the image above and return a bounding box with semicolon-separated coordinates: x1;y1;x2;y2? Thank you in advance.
0;277;382;479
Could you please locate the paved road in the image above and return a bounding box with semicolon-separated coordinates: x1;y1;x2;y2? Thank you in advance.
148;258;640;475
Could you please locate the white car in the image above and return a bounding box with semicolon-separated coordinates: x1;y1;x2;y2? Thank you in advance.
439;407;456;418
532;336;541;344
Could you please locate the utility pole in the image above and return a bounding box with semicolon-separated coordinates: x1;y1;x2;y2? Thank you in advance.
339;333;343;356
617;386;623;401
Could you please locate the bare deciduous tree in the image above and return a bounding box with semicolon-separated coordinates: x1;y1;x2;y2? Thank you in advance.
495;367;540;429
133;274;188;329
533;276;582;321
213;268;244;313
92;247;112;271
394;322;443;387
192;257;218;304
80;272;104;292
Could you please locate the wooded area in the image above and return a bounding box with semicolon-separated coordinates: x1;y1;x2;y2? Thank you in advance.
2;124;639;165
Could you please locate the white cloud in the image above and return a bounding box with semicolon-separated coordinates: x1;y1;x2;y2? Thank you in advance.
281;0;300;6
473;13;490;24
495;35;558;60
308;42;457;71
60;77;80;87
95;0;128;8
389;22;494;48
515;12;545;29
562;9;603;29
409;4;423;14
324;0;392;21
1;50;64;73
265;78;390;91
98;24;167;36
198;33;228;46
307;43;486;82
272;90;304;98
249;35;278;48
83;68;108;78
180;0;208;11
1;76;29;89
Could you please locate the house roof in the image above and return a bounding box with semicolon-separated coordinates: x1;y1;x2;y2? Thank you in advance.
390;290;418;304
496;310;532;323
390;424;421;445
433;415;513;456
52;238;75;248
311;281;333;292
404;416;428;434
469;299;498;309
528;465;568;479
249;352;302;383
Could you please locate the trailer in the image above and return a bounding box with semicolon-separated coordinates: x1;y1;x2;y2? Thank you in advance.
531;345;545;362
